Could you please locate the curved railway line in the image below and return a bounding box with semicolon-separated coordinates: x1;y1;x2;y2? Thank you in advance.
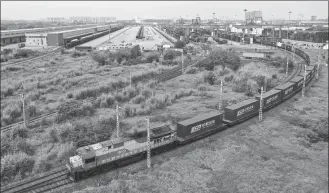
0;41;311;193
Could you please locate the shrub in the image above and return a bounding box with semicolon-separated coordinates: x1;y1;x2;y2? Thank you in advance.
50;61;56;65
141;89;152;98
146;52;160;63
13;49;40;59
56;100;95;122
174;40;186;48
123;105;136;117
272;74;277;79
71;51;86;58
130;45;142;59
186;67;197;74
49;128;59;142
99;94;115;108
224;75;234;82
11;125;29;139
91;51;112;66
132;95;146;104
67;92;73;99
1;87;14;98
1;152;35;182
204;71;216;85
2;103;23;125
16;140;36;156
198;85;207;92
27;103;37;117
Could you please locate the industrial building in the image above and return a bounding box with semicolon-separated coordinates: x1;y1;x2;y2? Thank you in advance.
0;24;98;46
245;11;263;25
25;25;110;47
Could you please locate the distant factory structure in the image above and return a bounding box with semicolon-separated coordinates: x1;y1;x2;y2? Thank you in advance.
25;25;110;47
245;11;263;25
311;16;317;21
46;17;116;24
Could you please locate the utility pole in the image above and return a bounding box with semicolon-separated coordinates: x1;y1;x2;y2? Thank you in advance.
259;86;264;122
129;71;132;88
116;105;121;138
288;11;292;40
243;9;248;44
286;56;289;76
264;67;268;92
109;26;111;43
145;117;151;169
181;50;184;74
218;80;223;111
302;64;306;97
316;52;320;80
21;93;27;128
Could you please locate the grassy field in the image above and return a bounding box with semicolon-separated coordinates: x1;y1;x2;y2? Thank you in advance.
0;40;295;186
51;49;328;193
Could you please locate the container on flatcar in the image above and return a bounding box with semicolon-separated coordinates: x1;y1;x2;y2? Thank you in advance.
289;75;304;91
275;82;295;100
223;99;259;124
299;70;312;84
306;65;315;78
176;112;224;142
255;89;282;110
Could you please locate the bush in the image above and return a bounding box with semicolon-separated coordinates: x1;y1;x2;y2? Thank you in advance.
132;95;146;104
224;75;234;82
11;125;29;139
272;74;277;79
27;103;37;117
1;152;35;182
67;92;73;99
174;40;186;48
1;87;14;98
13;49;40;59
186;67;197;74
91;51;112;66
16;140;36;156
204;72;216;85
56;100;95;122
146;53;160;63
141;89;152;98
2;103;23;125
71;51;86;58
198;85;207;91
164;50;181;60
99;94;115;108
60;48;69;55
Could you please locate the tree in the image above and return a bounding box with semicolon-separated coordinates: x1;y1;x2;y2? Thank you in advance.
174;40;186;48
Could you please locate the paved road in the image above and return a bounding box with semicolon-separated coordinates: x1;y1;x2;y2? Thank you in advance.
78;27;131;48
100;26;172;50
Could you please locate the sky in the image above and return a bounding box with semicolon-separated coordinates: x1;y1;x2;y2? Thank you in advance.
1;1;328;21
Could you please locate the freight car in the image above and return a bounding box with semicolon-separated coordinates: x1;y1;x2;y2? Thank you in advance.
66;34;316;182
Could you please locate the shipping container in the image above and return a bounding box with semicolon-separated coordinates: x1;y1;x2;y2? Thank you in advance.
289;75;304;91
255;89;282;110
223;99;259;124
299;70;312;84
47;33;64;46
306;65;315;78
275;82;295;100
177;112;224;142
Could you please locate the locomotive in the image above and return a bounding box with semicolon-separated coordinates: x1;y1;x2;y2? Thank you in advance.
66;38;317;182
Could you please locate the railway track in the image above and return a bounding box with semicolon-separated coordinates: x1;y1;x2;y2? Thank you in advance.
1;48;61;68
0;167;72;193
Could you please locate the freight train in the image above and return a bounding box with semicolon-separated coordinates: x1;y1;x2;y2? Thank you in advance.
66;40;316;182
136;25;145;39
65;26;124;49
